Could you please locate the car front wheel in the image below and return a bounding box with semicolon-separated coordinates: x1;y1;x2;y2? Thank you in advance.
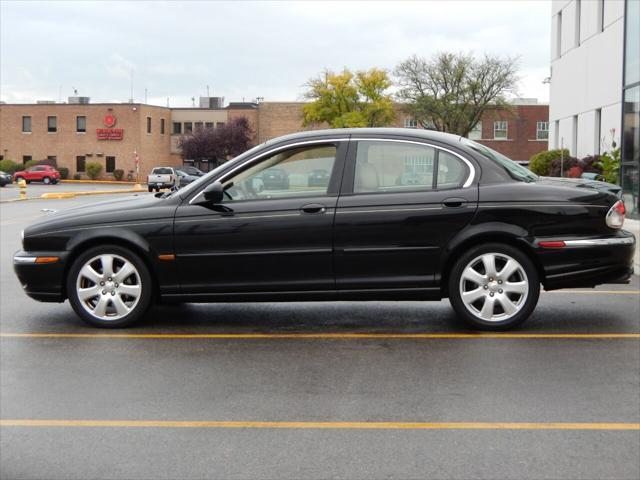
43;177;51;184
67;245;153;328
448;243;540;330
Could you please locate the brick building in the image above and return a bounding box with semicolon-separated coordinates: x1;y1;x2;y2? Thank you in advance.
0;97;548;177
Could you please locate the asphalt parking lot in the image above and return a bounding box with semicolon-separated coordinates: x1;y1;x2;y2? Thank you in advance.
1;193;639;480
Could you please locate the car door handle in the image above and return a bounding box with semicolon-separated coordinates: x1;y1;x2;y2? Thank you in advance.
300;203;326;214
442;197;467;208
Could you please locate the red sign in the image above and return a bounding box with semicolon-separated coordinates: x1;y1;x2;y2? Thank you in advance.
96;128;124;140
104;114;117;127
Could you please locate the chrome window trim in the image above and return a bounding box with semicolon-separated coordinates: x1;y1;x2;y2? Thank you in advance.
189;136;477;204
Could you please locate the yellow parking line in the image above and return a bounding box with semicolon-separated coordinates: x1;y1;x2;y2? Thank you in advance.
1;332;639;339
544;290;640;294
1;419;638;430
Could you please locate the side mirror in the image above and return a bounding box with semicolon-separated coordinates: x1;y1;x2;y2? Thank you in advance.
202;181;224;204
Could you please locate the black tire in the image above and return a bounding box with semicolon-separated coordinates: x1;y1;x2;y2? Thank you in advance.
448;243;540;331
66;245;153;328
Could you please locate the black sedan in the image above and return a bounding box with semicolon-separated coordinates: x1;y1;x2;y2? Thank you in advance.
0;170;12;187
14;128;635;330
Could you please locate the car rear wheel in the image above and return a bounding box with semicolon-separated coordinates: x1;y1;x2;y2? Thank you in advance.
448;243;540;330
67;245;153;328
43;177;51;184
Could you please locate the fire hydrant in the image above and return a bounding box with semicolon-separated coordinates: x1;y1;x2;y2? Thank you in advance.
18;178;27;200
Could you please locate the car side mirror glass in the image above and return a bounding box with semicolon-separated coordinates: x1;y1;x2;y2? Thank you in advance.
202;181;224;204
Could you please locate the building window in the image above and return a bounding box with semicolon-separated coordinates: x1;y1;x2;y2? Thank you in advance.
46;155;57;166
575;0;581;47
47;116;57;133
216;122;225;128
205;122;214;129
76;156;86;173
22;116;31;133
160;119;165;135
194;121;203;132
404;118;417;129
184;122;193;134
106;156;116;173
146;117;152;134
595;109;602;154
556;11;562;58
76;116;86;133
23;155;32;164
172;122;182;134
468;122;482;140
536;122;549;140
571;115;578;156
597;0;604;33
493;121;508;140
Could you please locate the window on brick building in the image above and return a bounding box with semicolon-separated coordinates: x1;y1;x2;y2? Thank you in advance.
47;116;57;133
404;118;417;128
536;122;549;140
76;116;86;133
47;156;57;166
160;119;165;135
23;155;32;164
494;121;508;140
184;122;193;134
205;122;214;129
146;117;152;134
216;122;225;128
22;116;32;133
106;156;116;173
173;122;182;134
194;122;203;132
76;156;86;172
468;122;482;140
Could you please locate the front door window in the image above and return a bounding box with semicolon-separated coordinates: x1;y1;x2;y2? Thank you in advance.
223;145;337;202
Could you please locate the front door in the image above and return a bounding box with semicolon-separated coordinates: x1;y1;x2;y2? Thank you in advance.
174;140;348;295
334;138;478;292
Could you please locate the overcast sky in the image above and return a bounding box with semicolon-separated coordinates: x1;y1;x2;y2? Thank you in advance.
0;0;551;107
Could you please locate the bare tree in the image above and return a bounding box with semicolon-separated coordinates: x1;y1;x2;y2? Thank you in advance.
394;52;519;136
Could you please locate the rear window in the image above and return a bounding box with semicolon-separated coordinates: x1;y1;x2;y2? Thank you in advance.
152;168;173;175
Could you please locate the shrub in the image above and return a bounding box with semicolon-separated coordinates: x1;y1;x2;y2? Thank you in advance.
86;162;103;180
529;149;570;176
567;166;583;178
548;156;579;177
73;173;82;180
58;167;69;179
113;169;124;181
0;159;20;174
596;148;620;184
580;155;603;175
24;159;40;169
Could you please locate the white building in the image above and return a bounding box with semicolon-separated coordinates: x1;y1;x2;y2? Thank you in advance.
549;0;639;218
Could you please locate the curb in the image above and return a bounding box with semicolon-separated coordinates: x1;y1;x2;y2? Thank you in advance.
60;179;143;185
40;187;145;199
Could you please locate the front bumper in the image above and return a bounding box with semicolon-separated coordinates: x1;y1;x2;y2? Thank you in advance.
537;230;636;290
13;250;69;302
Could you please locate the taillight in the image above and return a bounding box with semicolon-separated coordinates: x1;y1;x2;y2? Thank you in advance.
605;200;625;229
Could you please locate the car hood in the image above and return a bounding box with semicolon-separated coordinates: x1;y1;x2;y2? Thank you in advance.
25;193;174;236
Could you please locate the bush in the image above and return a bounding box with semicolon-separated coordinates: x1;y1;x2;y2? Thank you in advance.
548;156;579;177
113;169;124;181
596;148;620;184
73;173;82;180
0;159;20;174
529;149;570;176
580;155;603;175
58;167;69;179
86;162;103;180
24;159;40;169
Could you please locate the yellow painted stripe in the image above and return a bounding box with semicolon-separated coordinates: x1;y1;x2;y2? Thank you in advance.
544;290;640;294
1;419;638;430
0;332;638;339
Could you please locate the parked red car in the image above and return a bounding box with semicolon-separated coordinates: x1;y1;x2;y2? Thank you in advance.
13;165;61;184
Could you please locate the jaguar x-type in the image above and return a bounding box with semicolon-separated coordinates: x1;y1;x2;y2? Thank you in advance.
14;129;635;330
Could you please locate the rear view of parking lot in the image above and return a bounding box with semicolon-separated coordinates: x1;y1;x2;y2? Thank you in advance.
1;194;639;480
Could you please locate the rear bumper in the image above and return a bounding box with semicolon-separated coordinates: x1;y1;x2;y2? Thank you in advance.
537;230;636;290
13;250;69;302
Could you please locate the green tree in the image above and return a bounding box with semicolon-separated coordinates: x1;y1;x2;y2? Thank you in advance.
302;68;395;128
394;52;519;136
86;162;103;180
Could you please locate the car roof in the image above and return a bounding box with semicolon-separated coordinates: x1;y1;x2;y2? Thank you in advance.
264;127;464;146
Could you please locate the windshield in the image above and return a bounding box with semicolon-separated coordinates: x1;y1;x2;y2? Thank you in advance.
461;138;538;183
173;143;267;199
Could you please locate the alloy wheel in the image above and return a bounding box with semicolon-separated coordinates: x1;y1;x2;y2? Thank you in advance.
75;254;142;321
458;252;529;322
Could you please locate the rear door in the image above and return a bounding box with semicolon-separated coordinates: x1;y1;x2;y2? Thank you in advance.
333;137;479;292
